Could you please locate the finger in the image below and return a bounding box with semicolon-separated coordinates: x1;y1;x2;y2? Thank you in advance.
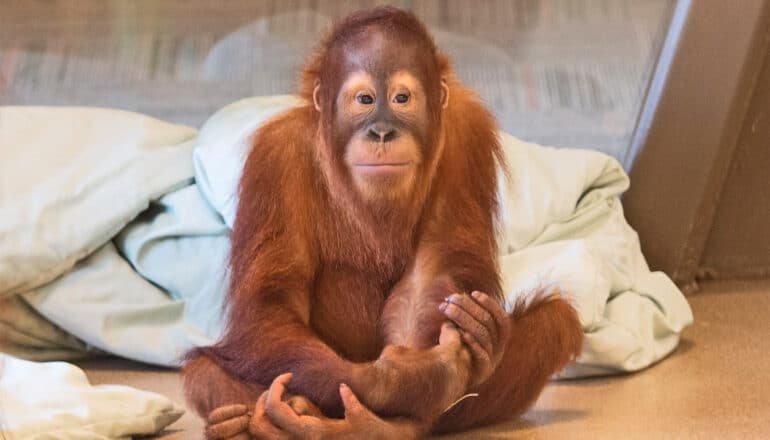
286;395;322;417
472;291;511;338
265;374;305;432
438;321;462;347
205;415;250;439
254;391;268;419
340;383;373;420
339;384;362;414
273;372;294;388
208;404;248;424
446;293;498;341
252;393;290;439
225;433;251;440
440;300;493;355
462;331;492;372
266;373;293;410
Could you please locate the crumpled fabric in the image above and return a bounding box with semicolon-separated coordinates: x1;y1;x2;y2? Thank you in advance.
0;353;183;439
0;98;692;377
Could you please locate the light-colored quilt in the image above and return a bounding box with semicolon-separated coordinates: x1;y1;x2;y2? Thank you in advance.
0;353;184;439
0;97;693;377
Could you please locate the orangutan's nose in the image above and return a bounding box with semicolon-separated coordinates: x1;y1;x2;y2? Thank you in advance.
367;122;398;143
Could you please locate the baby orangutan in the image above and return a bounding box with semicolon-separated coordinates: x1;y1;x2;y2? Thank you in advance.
183;6;583;439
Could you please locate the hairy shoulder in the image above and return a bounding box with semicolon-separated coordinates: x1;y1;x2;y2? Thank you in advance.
234;105;320;233
443;82;502;166
241;105;319;187
230;105;320;281
437;81;505;211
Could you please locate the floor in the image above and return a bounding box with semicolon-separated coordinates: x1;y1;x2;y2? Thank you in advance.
78;280;770;439
0;0;674;163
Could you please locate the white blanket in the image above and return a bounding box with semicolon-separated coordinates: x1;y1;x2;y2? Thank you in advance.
0;98;693;377
0;353;183;439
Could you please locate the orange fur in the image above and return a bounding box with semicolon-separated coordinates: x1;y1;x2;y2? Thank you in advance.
182;6;583;436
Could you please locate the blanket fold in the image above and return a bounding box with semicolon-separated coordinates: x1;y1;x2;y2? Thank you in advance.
0;98;693;377
0;353;184;439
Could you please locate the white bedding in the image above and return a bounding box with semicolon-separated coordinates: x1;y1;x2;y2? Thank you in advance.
0;98;693;378
0;353;183;439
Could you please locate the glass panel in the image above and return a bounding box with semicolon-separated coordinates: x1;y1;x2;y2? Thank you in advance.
0;0;675;162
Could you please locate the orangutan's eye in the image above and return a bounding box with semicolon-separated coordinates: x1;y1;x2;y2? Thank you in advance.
394;93;410;104
356;93;374;105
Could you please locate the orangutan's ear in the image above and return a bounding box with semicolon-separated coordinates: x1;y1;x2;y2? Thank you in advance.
440;78;449;109
313;80;322;112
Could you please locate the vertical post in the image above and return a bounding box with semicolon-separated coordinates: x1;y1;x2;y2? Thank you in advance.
622;0;770;287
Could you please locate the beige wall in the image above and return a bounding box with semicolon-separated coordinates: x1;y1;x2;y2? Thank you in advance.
700;46;770;280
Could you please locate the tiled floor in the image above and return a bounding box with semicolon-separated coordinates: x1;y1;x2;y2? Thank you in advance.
79;280;770;439
0;0;674;163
